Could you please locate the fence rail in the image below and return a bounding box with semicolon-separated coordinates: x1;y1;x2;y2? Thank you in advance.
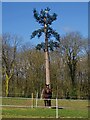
2;97;60;118
1;97;88;118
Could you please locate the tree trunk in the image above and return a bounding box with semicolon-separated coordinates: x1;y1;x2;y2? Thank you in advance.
5;72;13;97
45;51;50;85
5;73;10;97
6;78;9;97
45;28;50;86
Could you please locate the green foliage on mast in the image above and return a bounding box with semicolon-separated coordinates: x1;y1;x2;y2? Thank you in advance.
31;7;60;41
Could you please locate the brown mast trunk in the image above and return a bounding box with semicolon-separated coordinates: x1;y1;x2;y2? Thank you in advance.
45;26;50;86
45;50;50;85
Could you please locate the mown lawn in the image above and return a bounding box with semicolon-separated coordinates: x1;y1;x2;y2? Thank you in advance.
1;97;89;118
2;107;88;118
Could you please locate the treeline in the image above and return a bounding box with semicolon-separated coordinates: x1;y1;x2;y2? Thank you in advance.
2;32;88;99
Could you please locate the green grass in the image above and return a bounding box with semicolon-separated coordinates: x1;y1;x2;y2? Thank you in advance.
2;107;88;118
1;97;89;118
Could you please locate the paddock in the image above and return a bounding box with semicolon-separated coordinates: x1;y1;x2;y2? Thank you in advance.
1;97;88;118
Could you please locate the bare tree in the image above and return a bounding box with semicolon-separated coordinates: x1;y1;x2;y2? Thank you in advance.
61;32;84;90
2;33;20;97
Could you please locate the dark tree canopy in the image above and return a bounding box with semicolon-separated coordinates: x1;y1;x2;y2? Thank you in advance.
31;7;60;41
36;40;60;52
33;7;57;26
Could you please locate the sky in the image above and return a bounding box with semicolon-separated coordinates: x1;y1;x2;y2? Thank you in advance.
2;2;88;46
1;0;89;2
0;2;2;35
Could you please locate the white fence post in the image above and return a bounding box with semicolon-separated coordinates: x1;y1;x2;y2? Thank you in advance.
35;92;38;107
56;98;58;118
31;93;34;108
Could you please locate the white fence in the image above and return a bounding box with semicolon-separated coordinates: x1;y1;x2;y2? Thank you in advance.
1;97;61;118
1;97;88;118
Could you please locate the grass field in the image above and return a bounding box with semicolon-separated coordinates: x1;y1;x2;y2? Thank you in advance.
1;97;89;118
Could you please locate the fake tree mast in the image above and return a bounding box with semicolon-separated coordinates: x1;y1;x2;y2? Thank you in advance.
31;7;60;86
